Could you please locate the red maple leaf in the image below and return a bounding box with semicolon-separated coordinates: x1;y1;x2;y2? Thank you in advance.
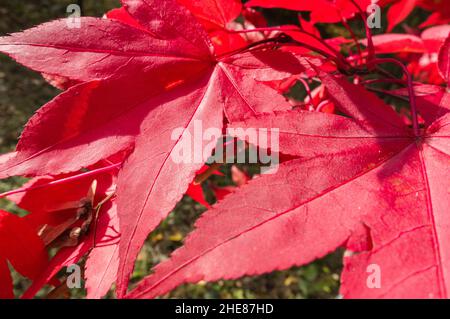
246;0;372;24
385;0;450;31
126;72;450;299
0;0;306;297
0;210;48;298
0;0;449;300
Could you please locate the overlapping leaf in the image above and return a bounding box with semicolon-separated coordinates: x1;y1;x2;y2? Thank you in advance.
0;0;305;297
0;0;448;300
0;210;48;298
246;0;372;23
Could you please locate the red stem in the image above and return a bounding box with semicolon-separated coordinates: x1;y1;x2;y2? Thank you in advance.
366;87;409;101
281;42;348;71
298;78;316;108
0;163;121;199
349;0;375;62
339;16;363;66
216;35;289;59
361;78;408;85
227;27;351;70
229;27;344;60
369;58;419;135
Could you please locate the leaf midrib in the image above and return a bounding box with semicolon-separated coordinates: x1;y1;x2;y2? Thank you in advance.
0;42;205;61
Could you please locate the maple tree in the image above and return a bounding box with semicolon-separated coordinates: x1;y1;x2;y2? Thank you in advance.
0;0;448;299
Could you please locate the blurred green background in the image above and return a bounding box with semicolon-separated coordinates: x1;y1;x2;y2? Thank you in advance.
0;0;345;299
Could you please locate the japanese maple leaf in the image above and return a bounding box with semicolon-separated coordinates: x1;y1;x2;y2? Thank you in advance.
419;0;450;27
386;0;449;30
386;0;450;30
125;72;450;299
0;210;48;298
362;34;426;54
0;0;305;297
177;0;242;31
419;12;450;29
421;25;450;53
408;25;450;85
386;0;417;32
362;24;450;55
411;26;450;85
104;3;245;62
186;182;211;209
246;0;372;24
363;25;450;85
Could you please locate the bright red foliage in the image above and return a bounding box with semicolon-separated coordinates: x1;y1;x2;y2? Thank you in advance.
0;210;48;298
0;0;448;299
